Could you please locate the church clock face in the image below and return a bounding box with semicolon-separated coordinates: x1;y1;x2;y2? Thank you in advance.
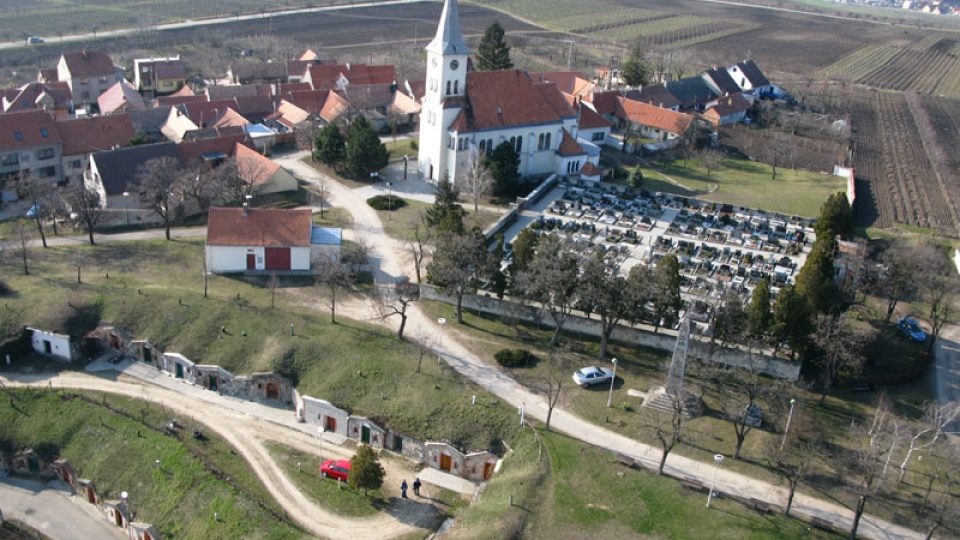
449;59;459;70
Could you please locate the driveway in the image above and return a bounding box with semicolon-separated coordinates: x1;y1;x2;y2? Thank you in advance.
0;477;125;540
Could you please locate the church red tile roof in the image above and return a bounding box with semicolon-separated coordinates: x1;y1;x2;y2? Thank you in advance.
580;161;602;176
556;129;585;157
577;103;610;130
454;70;576;132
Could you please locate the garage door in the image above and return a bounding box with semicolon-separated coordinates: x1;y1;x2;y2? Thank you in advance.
264;247;291;271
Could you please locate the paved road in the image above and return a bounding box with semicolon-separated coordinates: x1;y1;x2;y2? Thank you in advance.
279;151;924;540
0;477;125;540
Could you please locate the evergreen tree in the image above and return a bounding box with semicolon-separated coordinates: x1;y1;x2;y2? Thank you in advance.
621;38;650;87
815;192;852;241
314;123;345;166
652;254;681;332
344;116;389;178
747;278;772;339
771;285;812;360
507;227;539;293
476;21;513;71
348;445;385;495
796;239;837;315
486;141;520;197
424;175;465;234
627;167;643;189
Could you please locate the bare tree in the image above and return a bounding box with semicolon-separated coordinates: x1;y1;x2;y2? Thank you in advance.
412;326;434;374
372;280;418;340
651;393;685;475
268;273;279;308
921;446;958;540
516;233;580;345
73;250;86;284
920;274;957;353
698;147;724;179
69;186;104;246
408;223;429;284
134;156;184;240
209;158;253;205
202;250;209;299
11;220;31;275
315;254;349;323
294;120;320;151
458;157;493;213
897;400;960;484
765;406;824;516
533;352;567;431
578;250;628;359
870;242;932;323
180;165;219;212
848;398;899;539
21;172;48;248
316;176;329;219
809;312;872;404
426;230;494;324
708;353;781;460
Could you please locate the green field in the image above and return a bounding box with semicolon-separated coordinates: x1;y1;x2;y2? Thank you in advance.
0;240;518;453
373;198;503;242
637;157;846;218
0;389;302;539
384;138;418;160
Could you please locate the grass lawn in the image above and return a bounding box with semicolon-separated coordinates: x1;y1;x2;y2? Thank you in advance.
372;198;502;242
311;206;354;228
0;389;302;539
0;240;520;453
418;299;950;532
635;157;845;218
265;442;382;517
384;138;418;160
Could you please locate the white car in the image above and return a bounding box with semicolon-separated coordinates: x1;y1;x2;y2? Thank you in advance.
25;36;44;44
573;366;614;388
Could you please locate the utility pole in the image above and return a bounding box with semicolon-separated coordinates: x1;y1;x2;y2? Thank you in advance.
563;39;575;70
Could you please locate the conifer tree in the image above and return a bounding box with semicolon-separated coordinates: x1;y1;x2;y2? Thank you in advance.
314;123;345;166
476;22;513;71
348;445;385;496
486;141;520;197
621;38;650;87
344;116;389;178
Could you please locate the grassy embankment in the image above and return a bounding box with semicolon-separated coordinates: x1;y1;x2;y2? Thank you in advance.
0;389;303;539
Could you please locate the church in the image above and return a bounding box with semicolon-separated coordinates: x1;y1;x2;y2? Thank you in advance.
417;0;602;184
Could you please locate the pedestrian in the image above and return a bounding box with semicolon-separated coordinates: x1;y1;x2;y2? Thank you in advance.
412;477;421;497
400;479;408;498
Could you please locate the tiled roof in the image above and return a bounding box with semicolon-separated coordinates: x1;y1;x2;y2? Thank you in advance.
206;84;264;101
91;141;178;195
98;80;146;115
181;100;236;126
298;49;320;61
287;60;312;78
177;134;247;166
530;71;595;99
556;129;586;157
153;60;185;80
57;114;134;156
616;97;693;135
267;100;311;128
457;70;576;132
706;93;752;117
230;62;287;82
129;106;172;135
590;91;620;116
210;108;249;129
665;77;718;108
38;69;58;83
169;85;195;97
234;143;280;186
0;110;61;150
318;91;350;123
737;60;770;88
61;51;116;78
580;162;602;176
703;67;741;95
577;103;610;130
345;84;394;110
284;89;331;115
276;82;311;95
206;207;312;247
405;80;425;100
2;82;72;112
623;85;682;110
306;63;396;90
156;94;206;107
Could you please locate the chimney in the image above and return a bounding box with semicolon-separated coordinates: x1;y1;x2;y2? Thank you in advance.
346;62;352;71
242;202;249;215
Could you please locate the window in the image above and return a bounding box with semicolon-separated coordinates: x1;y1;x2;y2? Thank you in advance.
479;139;486;154
515;136;522;153
36;148;54;160
487;138;493;152
454;80;458;94
545;133;551;149
592;131;605;142
99;76;108;83
446;81;451;96
1;153;17;166
537;133;544;150
39;128;48;138
13;131;23;141
538;133;551;151
80;79;89;85
70;159;82;168
38;166;56;177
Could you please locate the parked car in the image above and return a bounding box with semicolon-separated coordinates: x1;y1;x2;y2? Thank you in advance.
898;317;927;343
573;366;614;388
742;404;763;427
25;203;41;218
25;36;44;45
320;459;351;481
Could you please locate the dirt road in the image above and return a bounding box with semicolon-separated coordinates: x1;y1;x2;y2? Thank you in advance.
0;371;439;540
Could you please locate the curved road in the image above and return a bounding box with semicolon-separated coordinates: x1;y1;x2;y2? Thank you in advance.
277;152;925;540
0;477;125;540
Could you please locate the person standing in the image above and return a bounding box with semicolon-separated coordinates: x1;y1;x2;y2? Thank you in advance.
412;477;422;497
400;479;408;498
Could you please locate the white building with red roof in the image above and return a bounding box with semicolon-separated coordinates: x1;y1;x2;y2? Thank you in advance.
418;0;598;183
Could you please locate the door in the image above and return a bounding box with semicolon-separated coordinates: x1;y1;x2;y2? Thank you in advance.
483;462;494;480
27;456;39;473
394;436;403;453
246;253;256;270
175;362;184;379
143;347;152;362
208;376;217;391
325;416;337;432
439;453;452;472
43;340;52;354
361;425;371;444
264;247;291;271
266;383;279;400
114;509;123;526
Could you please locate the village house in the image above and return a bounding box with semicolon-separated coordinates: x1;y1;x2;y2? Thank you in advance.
205;207;314;273
665;76;718;112
0;110;63;202
423;442;497;481
614;96;694;143
97;80;146;116
227;62;289;85
727;60;780;97
28;327;76;361
303;63;397;91
55;51;124;110
234;142;298;194
87;141;179;209
1;82;73;119
703;93;753;126
57;113;135;189
700;66;744;98
133;56;186;96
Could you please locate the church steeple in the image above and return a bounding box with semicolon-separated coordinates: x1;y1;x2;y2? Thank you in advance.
426;0;469;56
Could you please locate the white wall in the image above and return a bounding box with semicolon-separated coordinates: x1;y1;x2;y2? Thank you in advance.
29;328;72;362
206;245;310;272
291;247;310;271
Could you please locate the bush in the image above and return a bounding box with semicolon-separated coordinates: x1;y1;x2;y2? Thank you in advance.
410;140;418;150
366;195;407;211
0;279;13;297
494;348;535;368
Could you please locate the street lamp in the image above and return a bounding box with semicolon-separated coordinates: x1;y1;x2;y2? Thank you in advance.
780;398;797;452
437;318;446;364
606;357;618;408
706;454;724;508
122;191;130;225
318;425;324;461
386;181;393;219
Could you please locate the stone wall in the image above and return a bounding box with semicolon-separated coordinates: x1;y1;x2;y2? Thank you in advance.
420;284;800;381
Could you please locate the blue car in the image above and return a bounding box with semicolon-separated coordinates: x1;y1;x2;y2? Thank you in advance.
25;203;41;218
898;317;926;343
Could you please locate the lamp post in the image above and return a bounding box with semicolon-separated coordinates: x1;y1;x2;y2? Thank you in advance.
386;181;393;219
437;318;446;364
122;191;130;225
606;357;618;408
780;398;797;453
706;454;724;508
318;425;324;461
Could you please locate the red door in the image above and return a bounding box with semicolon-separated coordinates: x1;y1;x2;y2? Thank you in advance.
264;247;291;271
246;253;256;270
